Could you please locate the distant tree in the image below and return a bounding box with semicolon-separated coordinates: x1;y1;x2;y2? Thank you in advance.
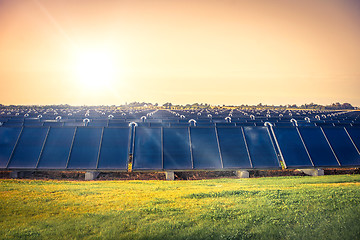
326;102;354;110
163;102;172;109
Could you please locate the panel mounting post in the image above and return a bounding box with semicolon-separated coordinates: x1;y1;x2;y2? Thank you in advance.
165;171;175;181
236;170;249;178
85;171;100;180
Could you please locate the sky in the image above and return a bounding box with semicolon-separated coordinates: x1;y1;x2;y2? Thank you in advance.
0;0;360;106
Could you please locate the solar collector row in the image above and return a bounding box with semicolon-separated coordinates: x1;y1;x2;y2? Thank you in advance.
132;126;280;170
0;126;281;170
0;126;359;170
272;126;360;168
0;127;130;170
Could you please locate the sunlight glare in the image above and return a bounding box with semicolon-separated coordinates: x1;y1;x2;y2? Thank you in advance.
74;48;116;90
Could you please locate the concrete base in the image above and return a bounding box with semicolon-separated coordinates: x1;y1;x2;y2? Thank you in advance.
85;171;100;180
165;171;175;181
298;169;324;176
236;170;249;178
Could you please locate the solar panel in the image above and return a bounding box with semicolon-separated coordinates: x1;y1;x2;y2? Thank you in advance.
133;127;162;170
67;127;102;169
345;127;360;153
24;122;44;127
0;127;22;168
88;120;108;127
43;121;64;127
8;127;49;168
243;126;280;168
272;127;313;168
216;127;251;168
97;128;130;169
64;122;85;127
37;127;75;169
190;127;222;169
3;122;23;127
163;127;192;170
108;122;129;127
322;127;360;167
297;127;340;167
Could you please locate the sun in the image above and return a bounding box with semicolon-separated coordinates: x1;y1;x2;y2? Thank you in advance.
74;48;116;90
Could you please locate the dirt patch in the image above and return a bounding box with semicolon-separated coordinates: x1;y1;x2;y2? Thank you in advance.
0;169;359;181
324;168;360;175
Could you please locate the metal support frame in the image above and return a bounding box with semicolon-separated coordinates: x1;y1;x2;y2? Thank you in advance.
264;122;283;168
95;127;105;169
35;127;51;168
161;127;164;170
214;127;224;169
320;127;342;166
296;127;315;167
65;127;78;169
241;127;253;168
188;127;194;169
344;127;360;154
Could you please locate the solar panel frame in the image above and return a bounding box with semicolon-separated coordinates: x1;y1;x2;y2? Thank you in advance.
345;127;360;154
321;127;360;167
189;127;222;170
243;126;281;169
132;127;163;170
36;127;76;169
0;127;22;168
163;127;193;170
297;126;340;167
216;126;252;169
7;127;49;169
272;127;314;168
66;127;103;169
97;127;130;170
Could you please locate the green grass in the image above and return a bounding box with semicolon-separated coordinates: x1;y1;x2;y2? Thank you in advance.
1;175;360;240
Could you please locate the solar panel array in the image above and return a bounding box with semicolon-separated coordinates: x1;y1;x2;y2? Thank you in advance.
0;108;359;171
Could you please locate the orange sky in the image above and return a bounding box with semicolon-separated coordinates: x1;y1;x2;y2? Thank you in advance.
0;0;359;106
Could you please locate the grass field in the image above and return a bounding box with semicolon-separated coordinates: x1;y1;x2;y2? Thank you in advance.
1;175;360;240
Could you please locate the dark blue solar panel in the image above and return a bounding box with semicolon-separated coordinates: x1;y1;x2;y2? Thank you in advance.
169;123;190;127
67;127;102;169
163;127;192;170
98;128;130;169
345;127;360;153
43;121;64;127
37;127;75;169
3;122;23;127
133;127;162;170
273;127;313;168
8;127;48;168
190;127;222;169
88;120;108;127
0;127;22;168
243;126;280;168
108;122;129;127
298;127;340;167
216;127;251;168
322;127;360;166
64;122;85;127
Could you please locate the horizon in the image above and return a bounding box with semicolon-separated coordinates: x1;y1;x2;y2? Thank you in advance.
1;0;360;106
0;101;358;109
